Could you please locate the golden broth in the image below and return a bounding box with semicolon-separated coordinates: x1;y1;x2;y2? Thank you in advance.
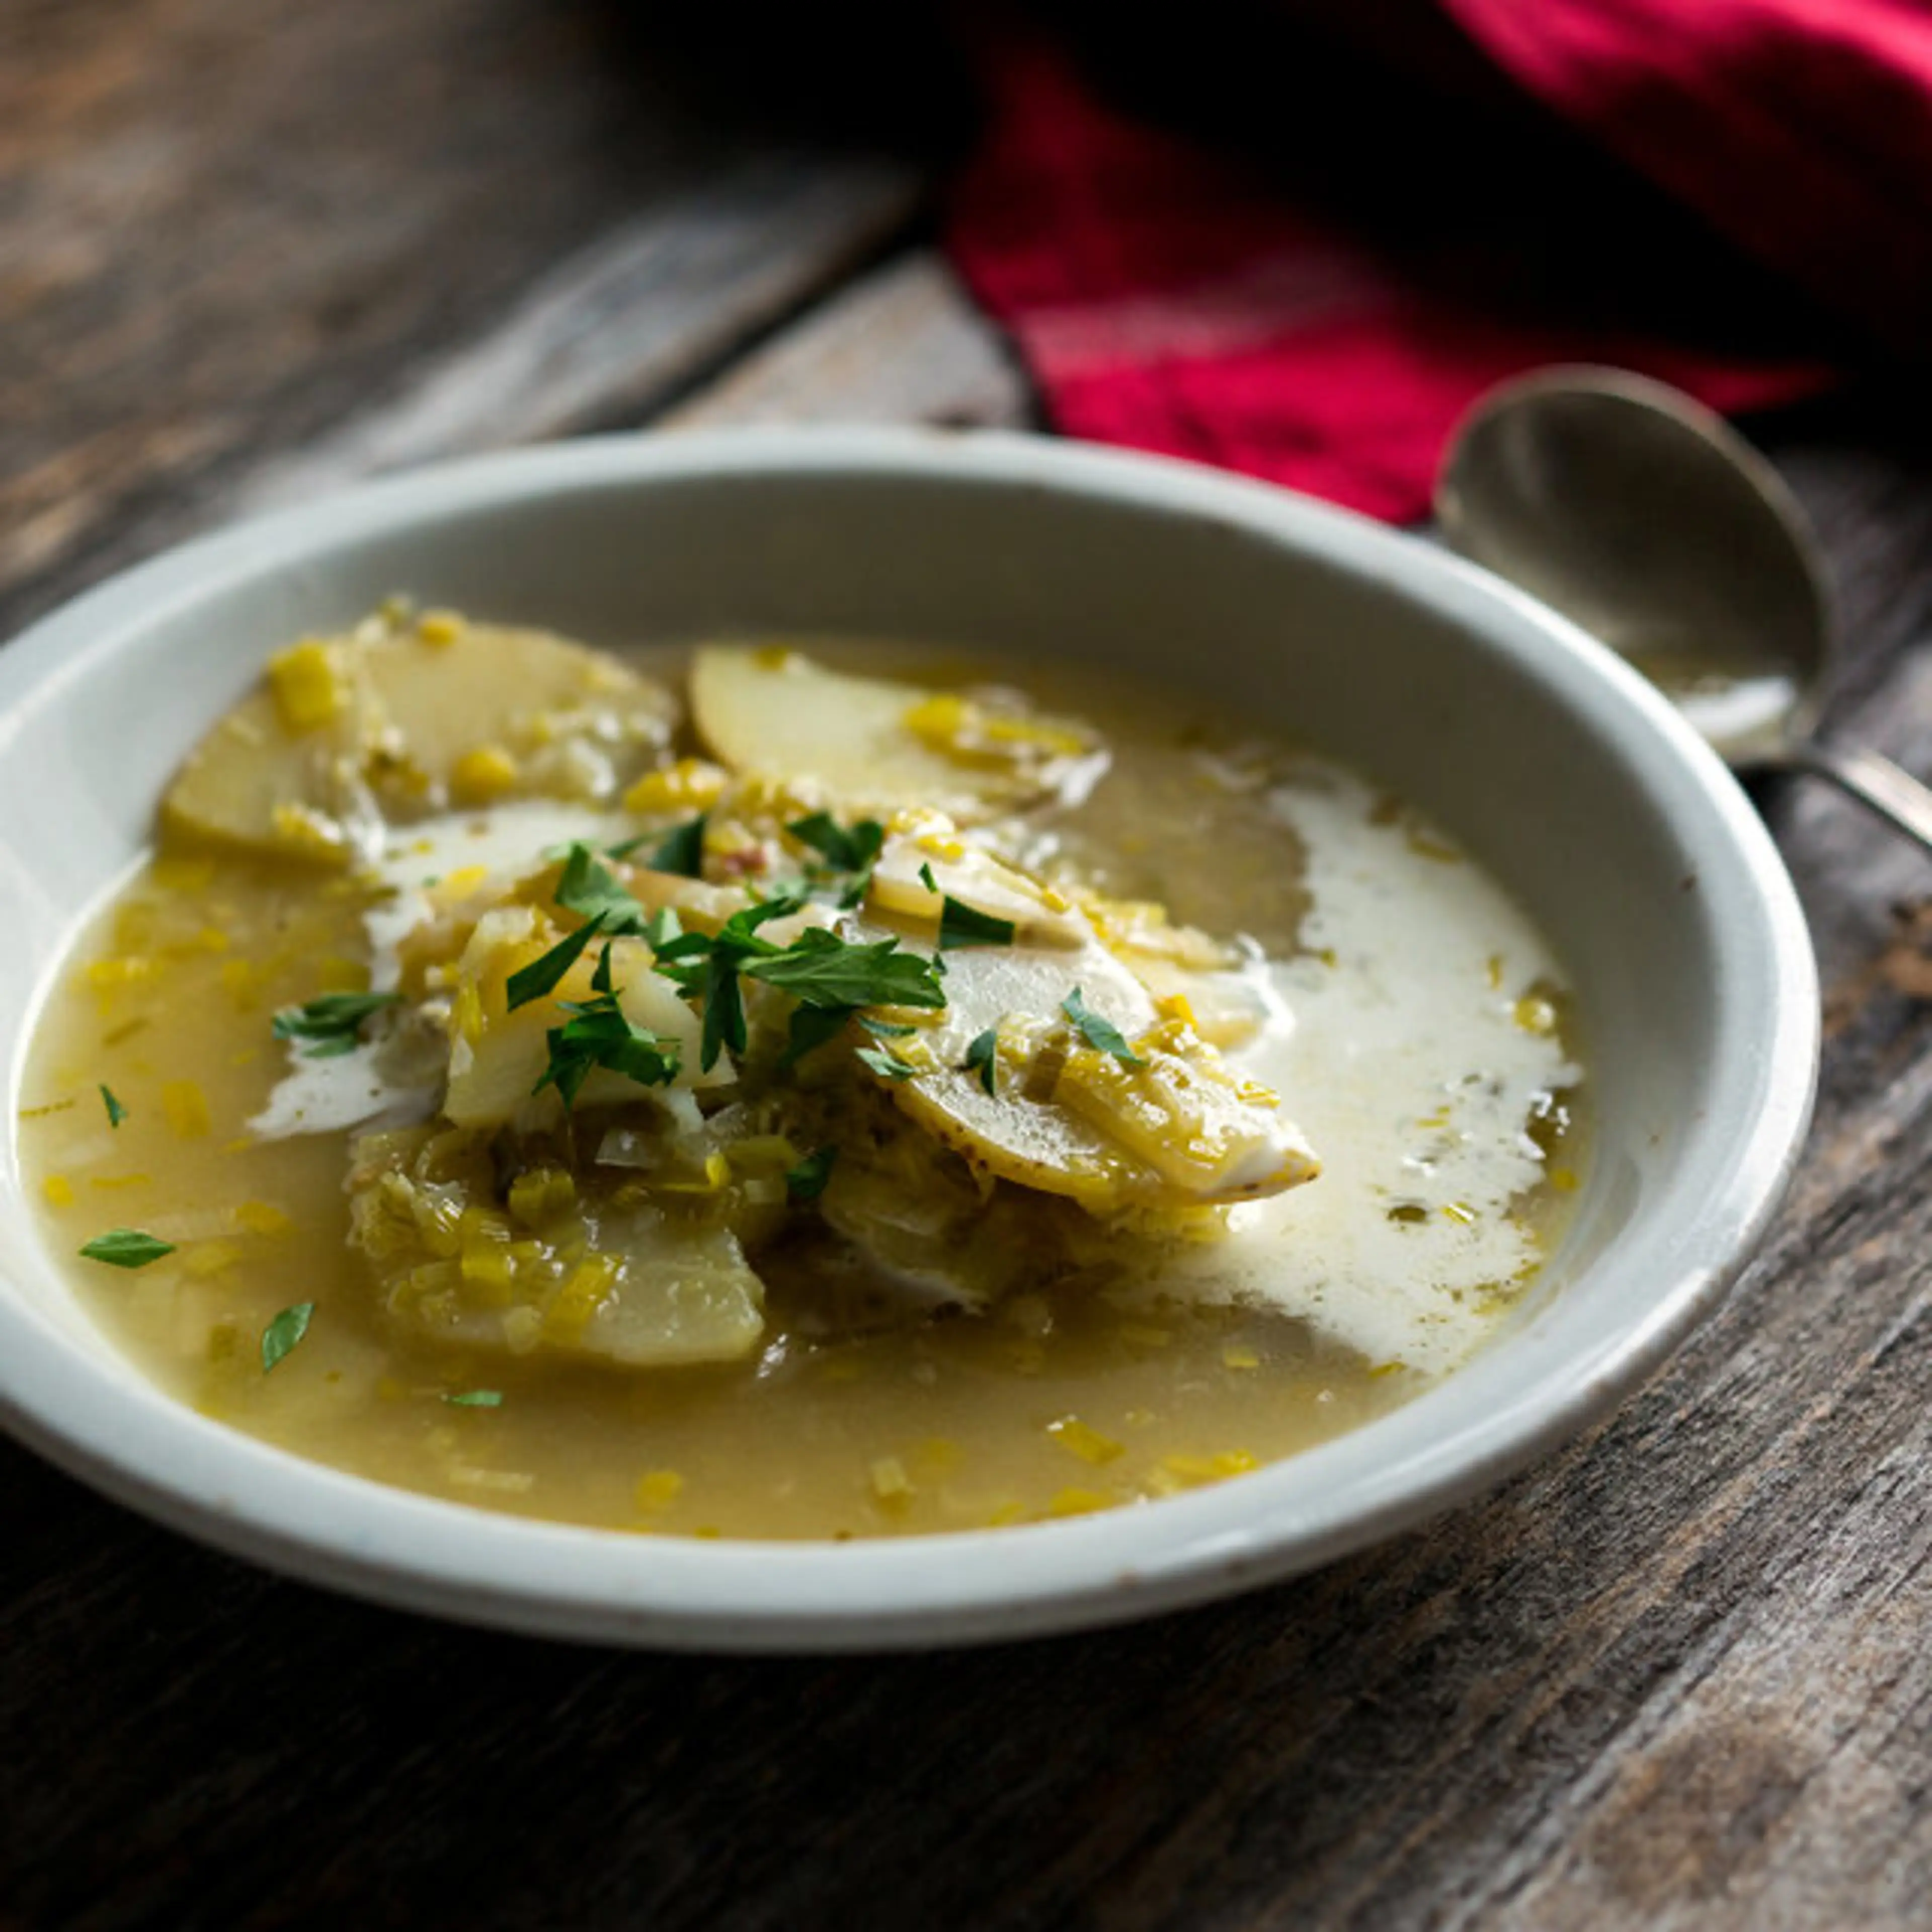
21;645;1582;1540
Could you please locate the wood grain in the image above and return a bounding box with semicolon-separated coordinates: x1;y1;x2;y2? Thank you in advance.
662;249;1032;432
0;0;926;632
7;8;1932;1930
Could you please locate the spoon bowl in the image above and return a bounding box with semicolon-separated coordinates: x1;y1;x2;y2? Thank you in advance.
1437;365;1932;849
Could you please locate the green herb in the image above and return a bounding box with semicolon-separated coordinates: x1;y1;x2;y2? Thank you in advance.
785;1146;839;1202
781;1004;855;1068
939;897;1017;950
788;813;883;875
963;1028;1000;1097
271;991;402;1058
1062;986;1144;1065
261;1301;314;1373
99;1084;127;1129
858;1016;918;1038
443;1389;504;1408
745;927;947;1012
918;860;938;894
653;891;944;1072
555;844;650;932
591;939;615;995
855;1044;918;1082
78;1228;174;1270
505;914;607;1011
647;814;708;878
533;992;681;1108
787;813;884;909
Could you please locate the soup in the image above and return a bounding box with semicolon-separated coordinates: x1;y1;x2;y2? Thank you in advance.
22;606;1582;1539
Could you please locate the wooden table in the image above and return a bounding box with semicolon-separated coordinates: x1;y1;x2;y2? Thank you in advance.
7;7;1931;1926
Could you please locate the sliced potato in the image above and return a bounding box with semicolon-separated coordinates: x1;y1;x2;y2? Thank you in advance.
163;615;676;864
347;1126;765;1367
689;646;1102;823
866;817;1089;946
870;925;1316;1212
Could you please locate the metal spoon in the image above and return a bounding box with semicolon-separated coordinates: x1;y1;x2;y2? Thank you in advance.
1435;364;1932;851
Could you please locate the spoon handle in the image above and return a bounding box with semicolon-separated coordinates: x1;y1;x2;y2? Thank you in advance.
1790;741;1932;853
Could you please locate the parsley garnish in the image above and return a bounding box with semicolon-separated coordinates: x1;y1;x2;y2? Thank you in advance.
272;991;401;1059
261;1301;314;1372
963;1028;1000;1096
746;928;946;1011
855;1044;918;1081
781;1005;854;1067
789;813;883;875
654;895;802;1070
99;1085;127;1129
555;844;651;932
939;897;1017;950
858;1016;918;1038
785;1146;839;1202
443;1389;503;1408
918;860;938;894
656;895;942;1072
532;992;681;1108
508;850;687;1012
79;1228;174;1269
787;813;884;909
647;814;708;878
505;914;608;1011
1063;986;1144;1065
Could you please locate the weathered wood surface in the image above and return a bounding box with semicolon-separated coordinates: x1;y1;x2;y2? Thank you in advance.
6;7;1932;1930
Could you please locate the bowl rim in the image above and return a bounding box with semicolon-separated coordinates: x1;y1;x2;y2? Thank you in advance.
0;427;1819;1650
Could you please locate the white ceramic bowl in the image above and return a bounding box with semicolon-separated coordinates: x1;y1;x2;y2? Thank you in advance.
0;432;1817;1650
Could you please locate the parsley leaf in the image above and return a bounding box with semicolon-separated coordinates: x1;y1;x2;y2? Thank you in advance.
781;1004;855;1067
647;814;708;878
745;927;946;1011
785;1146;839;1202
1063;986;1144;1065
963;1028;1000;1096
939;898;1017;950
261;1301;314;1373
272;991;402;1057
858;1016;918;1038
855;1044;918;1082
505;914;607;1011
79;1228;174;1269
100;1084;127;1129
788;813;884;909
555;844;649;932
533;992;681;1107
918;860;938;894
788;812;883;876
443;1389;504;1408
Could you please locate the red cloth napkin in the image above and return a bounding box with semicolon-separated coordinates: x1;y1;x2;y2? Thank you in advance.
942;5;1921;521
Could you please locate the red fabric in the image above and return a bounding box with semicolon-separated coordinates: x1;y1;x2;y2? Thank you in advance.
941;8;1923;521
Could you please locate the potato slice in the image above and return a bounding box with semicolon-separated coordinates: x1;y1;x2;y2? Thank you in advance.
689;646;1102;823
163;614;676;864
870;923;1315;1211
347;1126;765;1368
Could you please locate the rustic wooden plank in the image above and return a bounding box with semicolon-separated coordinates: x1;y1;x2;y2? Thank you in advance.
0;0;924;633
235;159;925;513
661;250;1033;432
